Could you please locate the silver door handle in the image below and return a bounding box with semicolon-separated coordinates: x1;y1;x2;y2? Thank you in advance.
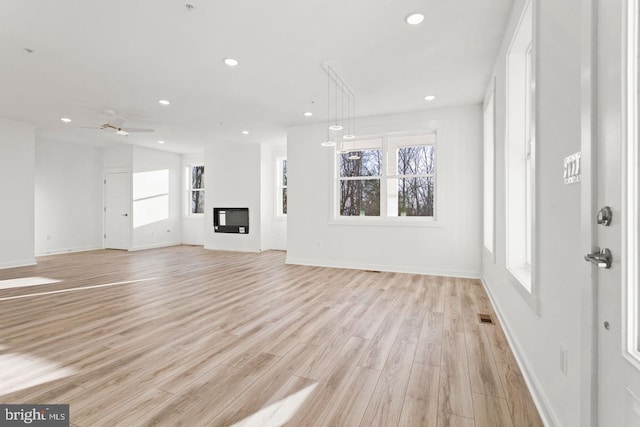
584;248;612;269
122;213;128;217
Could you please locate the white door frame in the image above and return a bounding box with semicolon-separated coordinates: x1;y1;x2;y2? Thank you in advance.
580;0;598;425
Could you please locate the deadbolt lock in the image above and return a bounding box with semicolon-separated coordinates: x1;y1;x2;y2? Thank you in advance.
597;206;612;226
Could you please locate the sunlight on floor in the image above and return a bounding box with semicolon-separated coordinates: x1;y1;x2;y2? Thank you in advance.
0;277;61;290
0;351;75;397
231;383;318;427
0;278;157;301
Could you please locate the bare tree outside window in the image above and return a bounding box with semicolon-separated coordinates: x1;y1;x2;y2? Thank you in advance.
339;150;381;216
280;159;288;215
396;145;435;216
190;166;204;214
335;133;436;219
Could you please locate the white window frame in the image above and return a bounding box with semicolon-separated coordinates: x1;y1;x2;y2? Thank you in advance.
505;0;538;309
624;0;640;367
186;164;204;217
276;157;287;218
331;131;439;226
484;82;496;256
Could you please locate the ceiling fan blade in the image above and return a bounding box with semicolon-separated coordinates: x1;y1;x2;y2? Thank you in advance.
121;127;155;133
77;126;103;129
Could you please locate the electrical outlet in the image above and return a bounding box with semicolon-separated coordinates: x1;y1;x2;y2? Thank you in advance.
46;234;51;241
560;345;568;375
318;240;324;248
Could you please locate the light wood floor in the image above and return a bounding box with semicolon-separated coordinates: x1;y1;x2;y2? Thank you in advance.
0;246;542;427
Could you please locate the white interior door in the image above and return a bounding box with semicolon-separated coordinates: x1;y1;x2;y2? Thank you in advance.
104;172;131;250
593;0;640;424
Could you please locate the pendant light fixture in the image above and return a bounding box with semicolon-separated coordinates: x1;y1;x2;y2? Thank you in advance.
321;63;356;147
329;74;343;131
321;67;336;146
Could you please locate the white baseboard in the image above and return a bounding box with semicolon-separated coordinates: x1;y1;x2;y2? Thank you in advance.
36;245;103;257
480;276;561;427
0;258;37;270
285;257;481;279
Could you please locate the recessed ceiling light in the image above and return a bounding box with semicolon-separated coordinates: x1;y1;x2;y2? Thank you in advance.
321;141;336;147
158;140;166;144
303;112;313;117
329;125;343;131
406;13;425;25
224;58;239;67
158;99;171;105
241;130;249;135
424;95;436;101
60;117;72;123
343;134;355;140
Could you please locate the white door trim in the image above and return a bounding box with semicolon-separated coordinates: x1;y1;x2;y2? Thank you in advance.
580;0;598;425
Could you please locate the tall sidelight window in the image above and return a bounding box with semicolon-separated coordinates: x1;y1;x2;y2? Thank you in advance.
188;165;204;215
337;133;436;219
625;0;640;363
506;0;534;294
276;157;288;216
484;91;496;255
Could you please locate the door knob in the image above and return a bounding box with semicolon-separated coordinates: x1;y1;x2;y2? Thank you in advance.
122;213;128;217
584;248;612;269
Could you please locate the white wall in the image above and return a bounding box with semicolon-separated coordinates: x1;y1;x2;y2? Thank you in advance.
204;143;261;252
182;153;205;246
287;106;482;276
131;146;182;250
103;144;133;170
260;144;287;251
35;139;103;255
0;118;35;269
481;0;584;425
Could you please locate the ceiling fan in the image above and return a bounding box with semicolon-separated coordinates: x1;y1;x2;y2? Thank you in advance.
79;110;154;136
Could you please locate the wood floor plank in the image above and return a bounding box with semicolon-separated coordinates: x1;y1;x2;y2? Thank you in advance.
399;363;440;427
437;412;476;427
472;392;514;427
358;299;409;370
0;246;541;427
208;342;323;426
465;330;504;398
360;317;419;427
320;366;381;427
236;375;317;427
439;331;474;419
415;311;444;367
496;362;544;427
443;277;464;332
282;337;369;426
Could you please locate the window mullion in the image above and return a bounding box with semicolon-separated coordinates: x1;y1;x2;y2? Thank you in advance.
381;136;389;217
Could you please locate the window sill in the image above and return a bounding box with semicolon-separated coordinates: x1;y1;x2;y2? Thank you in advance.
507;265;540;314
328;216;443;228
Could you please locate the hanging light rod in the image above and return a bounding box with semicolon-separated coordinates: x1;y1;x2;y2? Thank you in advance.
321;63;357;147
321;63;356;97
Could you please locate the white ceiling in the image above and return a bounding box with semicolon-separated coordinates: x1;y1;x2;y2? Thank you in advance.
0;0;514;154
